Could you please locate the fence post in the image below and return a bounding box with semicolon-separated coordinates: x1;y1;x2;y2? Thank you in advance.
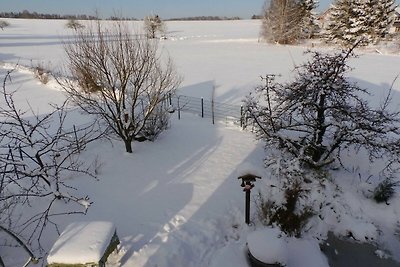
211;98;215;125
201;97;204;118
240;105;244;128
178;96;181;120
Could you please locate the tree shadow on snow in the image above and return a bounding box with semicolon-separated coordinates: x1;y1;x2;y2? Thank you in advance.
137;129;265;267
66;112;226;266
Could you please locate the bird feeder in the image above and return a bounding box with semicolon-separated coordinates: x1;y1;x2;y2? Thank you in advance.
238;174;261;225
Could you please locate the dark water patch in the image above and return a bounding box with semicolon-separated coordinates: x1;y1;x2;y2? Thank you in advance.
321;232;400;267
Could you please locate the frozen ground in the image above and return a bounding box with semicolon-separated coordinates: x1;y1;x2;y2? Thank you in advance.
1;19;400;266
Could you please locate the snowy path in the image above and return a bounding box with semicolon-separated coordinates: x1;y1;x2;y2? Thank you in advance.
113;116;263;266
64;114;265;267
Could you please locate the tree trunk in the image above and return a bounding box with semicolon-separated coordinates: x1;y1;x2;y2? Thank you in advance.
124;139;133;153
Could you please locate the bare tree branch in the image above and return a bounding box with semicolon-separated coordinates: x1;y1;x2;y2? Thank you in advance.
0;70;101;260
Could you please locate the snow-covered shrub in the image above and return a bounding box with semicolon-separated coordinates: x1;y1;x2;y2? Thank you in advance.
75;69;102;93
0;20;10;30
34;64;50;84
373;178;399;204
139;103;170;141
66;19;84;30
257;178;313;238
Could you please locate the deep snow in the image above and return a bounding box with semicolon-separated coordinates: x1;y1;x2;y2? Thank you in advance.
1;18;400;266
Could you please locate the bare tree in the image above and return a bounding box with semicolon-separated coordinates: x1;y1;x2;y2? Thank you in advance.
143;15;166;39
0;70;100;262
261;0;302;44
245;45;400;170
58;21;181;153
261;0;318;44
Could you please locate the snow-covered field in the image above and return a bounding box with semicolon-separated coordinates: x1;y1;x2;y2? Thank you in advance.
1;18;400;266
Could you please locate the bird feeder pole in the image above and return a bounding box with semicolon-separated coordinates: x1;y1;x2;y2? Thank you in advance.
238;174;261;225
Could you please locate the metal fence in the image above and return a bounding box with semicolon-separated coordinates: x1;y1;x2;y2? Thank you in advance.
169;94;246;127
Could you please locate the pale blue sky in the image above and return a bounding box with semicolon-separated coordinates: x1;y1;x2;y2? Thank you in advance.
0;0;397;19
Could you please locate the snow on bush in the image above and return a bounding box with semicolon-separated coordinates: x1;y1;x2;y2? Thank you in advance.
247;228;288;266
47;221;117;265
247;228;329;267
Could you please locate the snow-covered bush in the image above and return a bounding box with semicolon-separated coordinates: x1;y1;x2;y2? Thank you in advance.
34;64;50;84
139;101;171;141
256;165;314;238
66;19;84;30
373;178;399;204
75;68;102;93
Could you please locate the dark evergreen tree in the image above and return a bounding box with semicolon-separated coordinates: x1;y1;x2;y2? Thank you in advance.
299;0;319;39
327;0;366;46
375;0;396;39
327;0;396;46
363;0;380;43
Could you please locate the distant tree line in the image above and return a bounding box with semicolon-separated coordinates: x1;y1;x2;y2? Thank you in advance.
251;15;263;19
166;16;241;21
0;10;137;21
0;10;242;21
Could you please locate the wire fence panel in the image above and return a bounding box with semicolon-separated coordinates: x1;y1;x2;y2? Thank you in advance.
170;94;245;127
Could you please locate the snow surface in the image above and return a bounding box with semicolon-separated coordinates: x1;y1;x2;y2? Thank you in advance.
247;229;329;267
247;228;289;265
1;18;400;267
47;221;116;264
